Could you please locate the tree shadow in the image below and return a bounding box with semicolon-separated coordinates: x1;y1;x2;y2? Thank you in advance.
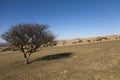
30;52;73;63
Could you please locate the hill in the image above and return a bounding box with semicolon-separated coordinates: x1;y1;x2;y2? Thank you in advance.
56;34;120;46
0;39;120;80
0;43;10;47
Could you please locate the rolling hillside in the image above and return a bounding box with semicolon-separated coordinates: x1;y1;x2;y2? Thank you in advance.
0;39;120;80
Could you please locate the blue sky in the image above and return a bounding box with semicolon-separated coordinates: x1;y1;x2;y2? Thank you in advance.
0;0;120;42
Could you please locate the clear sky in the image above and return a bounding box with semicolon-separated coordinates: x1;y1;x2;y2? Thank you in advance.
0;0;120;42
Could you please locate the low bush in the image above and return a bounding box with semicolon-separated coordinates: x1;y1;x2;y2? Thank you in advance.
72;42;77;44
96;37;108;41
62;41;67;45
86;40;91;42
78;39;84;43
1;46;19;52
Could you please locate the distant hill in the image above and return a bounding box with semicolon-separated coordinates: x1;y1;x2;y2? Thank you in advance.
0;43;11;47
56;34;120;46
0;34;120;47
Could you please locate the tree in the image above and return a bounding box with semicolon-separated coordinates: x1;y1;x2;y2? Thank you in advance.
2;23;55;64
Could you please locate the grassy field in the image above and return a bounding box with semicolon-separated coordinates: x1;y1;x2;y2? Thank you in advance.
0;40;120;80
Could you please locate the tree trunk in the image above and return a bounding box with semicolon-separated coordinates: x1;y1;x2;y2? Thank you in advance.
23;53;29;64
25;58;29;64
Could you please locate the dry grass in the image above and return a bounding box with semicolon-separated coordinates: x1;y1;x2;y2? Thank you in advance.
0;40;120;80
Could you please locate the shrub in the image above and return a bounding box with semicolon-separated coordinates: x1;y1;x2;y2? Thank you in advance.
72;42;77;44
78;39;84;43
86;40;91;42
62;41;67;45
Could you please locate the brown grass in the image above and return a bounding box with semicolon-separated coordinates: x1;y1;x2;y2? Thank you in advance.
0;40;120;80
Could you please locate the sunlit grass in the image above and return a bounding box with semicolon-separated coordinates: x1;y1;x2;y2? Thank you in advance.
0;40;120;80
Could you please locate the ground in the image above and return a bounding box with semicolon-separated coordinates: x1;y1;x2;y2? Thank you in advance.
0;40;120;80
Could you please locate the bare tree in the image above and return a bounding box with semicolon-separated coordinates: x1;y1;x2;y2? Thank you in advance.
2;23;55;64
